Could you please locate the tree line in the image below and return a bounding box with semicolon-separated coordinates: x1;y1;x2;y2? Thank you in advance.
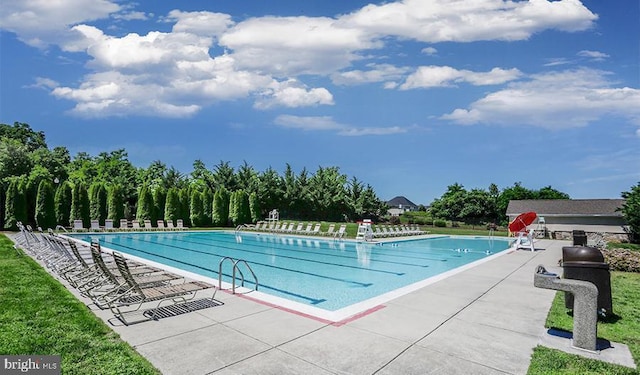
0;122;388;230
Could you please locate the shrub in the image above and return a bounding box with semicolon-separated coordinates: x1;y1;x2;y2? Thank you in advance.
212;188;230;226
164;188;180;226
602;247;640;273
107;185;125;227
249;192;261;223
54;181;72;227
35;180;56;230
135;185;154;226
70;182;90;228
389;216;401;225
189;189;204;227
4;178;27;230
89;182;107;226
434;219;447;227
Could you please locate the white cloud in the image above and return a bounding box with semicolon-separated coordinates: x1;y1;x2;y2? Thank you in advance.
220;16;378;76
254;80;334;109
0;0;604;119
27;77;59;90
167;10;234;39
401;66;521;89
421;47;437;55
441;68;640;129
274;115;344;131
342;0;597;43
577;50;609;60
0;0;120;48
112;11;150;21
274;115;406;136
331;64;411;86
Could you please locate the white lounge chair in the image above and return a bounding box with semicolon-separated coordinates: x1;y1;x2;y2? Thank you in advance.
104;219;114;232
514;229;535;251
323;224;335;237
119;219;130;231
157;220;166;230
72;220;86;232
176;219;187;230
334;224;347;239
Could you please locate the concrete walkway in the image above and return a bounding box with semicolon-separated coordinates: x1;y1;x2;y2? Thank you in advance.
62;238;572;374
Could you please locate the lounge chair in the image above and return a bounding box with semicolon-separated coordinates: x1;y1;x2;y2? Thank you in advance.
104;219;114;232
514;229;535;251
309;223;321;236
108;251;216;325
131;221;143;231
157;220;166;230
87;244;181;308
72;220;86;232
323;224;336;237
144;219;154;231
119;219;130;231
90;220;102;232
166;220;176;230
334;224;347;239
298;223;312;234
293;222;305;234
176;219;187;230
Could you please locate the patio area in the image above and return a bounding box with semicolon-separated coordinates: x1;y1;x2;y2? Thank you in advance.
58;238;577;374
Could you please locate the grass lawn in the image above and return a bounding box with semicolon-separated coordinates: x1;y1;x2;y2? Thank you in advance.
528;271;640;374
0;234;160;375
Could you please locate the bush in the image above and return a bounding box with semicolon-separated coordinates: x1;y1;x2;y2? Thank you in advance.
54;181;72;227
164;188;180;226
434;219;447;227
35;180;56;230
107;185;124;227
70;182;90;228
389;216;401;225
602;247;640;273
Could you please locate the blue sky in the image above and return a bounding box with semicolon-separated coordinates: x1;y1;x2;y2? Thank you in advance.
1;0;638;205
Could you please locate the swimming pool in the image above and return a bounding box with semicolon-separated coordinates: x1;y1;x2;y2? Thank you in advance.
68;231;511;321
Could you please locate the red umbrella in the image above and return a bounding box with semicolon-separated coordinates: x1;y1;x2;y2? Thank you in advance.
508;212;537;233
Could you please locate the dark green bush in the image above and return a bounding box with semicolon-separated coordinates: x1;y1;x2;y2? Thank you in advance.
135;185;154;226
4;178;27;230
389;216;401;225
434;219;447;227
212;188;229;227
107;184;124;227
70;182;90;228
54;181;72;227
164;188;180;226
249;192;261;223
35;180;56;230
189;189;204;227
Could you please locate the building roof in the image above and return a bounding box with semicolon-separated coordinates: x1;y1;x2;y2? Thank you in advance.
506;199;625;217
387;196;418;208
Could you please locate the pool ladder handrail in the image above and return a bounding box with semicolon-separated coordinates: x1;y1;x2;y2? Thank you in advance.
218;256;259;294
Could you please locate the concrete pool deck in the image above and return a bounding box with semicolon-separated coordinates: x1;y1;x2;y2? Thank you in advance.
25;235;637;373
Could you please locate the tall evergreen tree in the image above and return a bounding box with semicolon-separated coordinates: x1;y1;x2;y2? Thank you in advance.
249;192;261;223
164;188;180;225
35;180;56;230
135;185;154;226
152;187;167;225
189;189;204;227
70;182;90;228
4;178;27;230
202;188;213;226
179;187;191;226
212;187;230;226
54;181;72;227
89;182;108;225
107;184;125;227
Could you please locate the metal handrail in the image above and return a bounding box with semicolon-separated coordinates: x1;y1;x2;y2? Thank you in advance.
218;256;258;294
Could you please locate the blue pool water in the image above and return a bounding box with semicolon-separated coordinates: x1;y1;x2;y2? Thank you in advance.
69;231;511;312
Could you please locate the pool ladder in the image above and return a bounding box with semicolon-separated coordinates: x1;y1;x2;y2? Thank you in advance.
218;257;259;294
